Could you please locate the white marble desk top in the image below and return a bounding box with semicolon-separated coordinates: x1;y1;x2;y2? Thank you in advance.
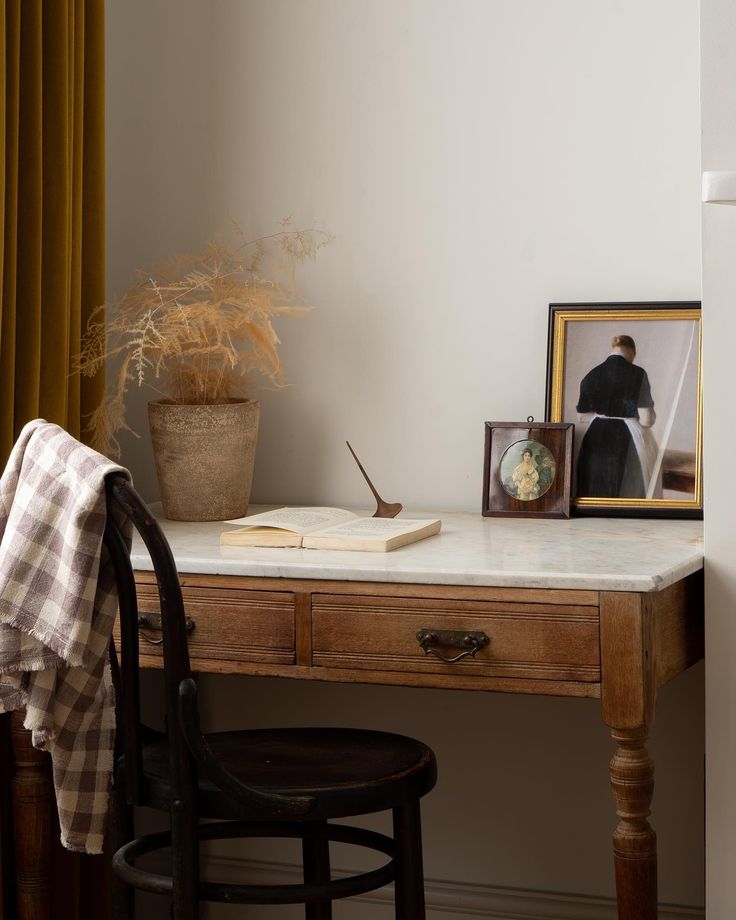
130;506;704;593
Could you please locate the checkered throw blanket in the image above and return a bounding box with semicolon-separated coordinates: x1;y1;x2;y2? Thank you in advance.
0;419;130;854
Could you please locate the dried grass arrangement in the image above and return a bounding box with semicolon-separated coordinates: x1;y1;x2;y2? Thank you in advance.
77;221;331;457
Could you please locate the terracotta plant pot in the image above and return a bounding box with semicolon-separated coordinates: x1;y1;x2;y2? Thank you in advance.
148;399;260;521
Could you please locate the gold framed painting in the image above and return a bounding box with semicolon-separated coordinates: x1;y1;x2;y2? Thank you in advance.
545;302;702;518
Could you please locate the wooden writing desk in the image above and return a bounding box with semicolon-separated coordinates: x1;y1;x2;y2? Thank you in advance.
9;510;704;920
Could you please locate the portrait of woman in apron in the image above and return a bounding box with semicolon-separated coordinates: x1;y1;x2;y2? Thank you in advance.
575;334;662;499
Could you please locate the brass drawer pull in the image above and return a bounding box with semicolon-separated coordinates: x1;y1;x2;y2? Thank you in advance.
416;628;490;664
137;612;196;646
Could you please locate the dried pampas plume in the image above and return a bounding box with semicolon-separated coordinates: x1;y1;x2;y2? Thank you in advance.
76;219;332;457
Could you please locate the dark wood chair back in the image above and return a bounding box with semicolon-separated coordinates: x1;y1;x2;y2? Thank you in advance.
104;473;194;809
103;473;313;818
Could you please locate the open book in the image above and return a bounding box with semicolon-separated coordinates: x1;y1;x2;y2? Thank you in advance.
220;507;442;552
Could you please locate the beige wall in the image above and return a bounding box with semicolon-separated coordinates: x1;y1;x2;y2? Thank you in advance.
701;0;736;916
107;1;704;915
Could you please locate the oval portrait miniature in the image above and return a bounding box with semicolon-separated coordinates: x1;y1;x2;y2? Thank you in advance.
499;439;556;502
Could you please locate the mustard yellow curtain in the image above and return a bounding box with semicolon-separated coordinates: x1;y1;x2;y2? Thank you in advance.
0;0;105;463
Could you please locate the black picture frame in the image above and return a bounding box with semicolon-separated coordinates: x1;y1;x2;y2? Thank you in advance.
545;302;702;519
482;421;573;519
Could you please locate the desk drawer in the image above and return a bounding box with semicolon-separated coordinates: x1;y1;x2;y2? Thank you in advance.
312;594;600;682
126;586;296;665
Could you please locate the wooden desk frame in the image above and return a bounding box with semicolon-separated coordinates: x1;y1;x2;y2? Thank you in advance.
8;567;704;920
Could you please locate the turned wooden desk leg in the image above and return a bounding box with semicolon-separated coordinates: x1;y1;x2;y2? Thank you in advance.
10;710;53;920
608;726;657;920
600;591;658;920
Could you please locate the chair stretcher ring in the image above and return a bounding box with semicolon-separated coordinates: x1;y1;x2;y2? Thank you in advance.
112;820;396;905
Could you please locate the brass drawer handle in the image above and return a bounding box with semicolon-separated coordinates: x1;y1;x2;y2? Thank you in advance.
416;628;490;664
137;612;196;646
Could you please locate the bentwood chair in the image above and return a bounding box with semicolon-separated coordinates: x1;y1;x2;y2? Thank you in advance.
103;474;437;919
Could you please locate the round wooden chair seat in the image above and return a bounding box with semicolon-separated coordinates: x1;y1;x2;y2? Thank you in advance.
134;727;437;821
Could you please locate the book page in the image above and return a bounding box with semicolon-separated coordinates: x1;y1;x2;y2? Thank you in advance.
312;517;437;538
225;507;358;536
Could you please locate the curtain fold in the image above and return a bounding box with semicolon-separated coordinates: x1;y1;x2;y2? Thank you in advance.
0;0;104;462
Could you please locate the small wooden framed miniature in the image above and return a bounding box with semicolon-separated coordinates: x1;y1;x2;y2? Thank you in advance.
482;419;573;519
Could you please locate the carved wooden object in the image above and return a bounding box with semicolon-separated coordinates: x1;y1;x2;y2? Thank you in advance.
345;441;403;518
608;726;657;920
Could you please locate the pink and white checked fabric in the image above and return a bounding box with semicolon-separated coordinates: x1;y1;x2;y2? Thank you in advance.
0;419;130;853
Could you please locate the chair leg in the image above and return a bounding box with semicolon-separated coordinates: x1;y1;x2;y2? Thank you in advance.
393;801;426;920
109;781;134;920
171;798;199;920
302;821;332;920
